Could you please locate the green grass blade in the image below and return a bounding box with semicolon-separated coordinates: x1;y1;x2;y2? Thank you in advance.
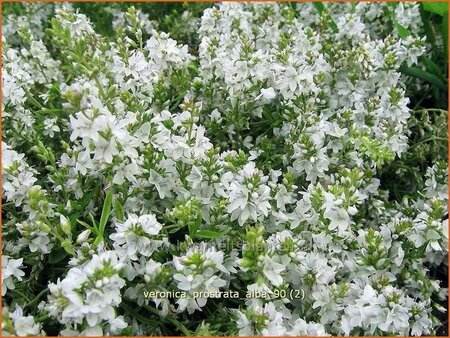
99;190;113;235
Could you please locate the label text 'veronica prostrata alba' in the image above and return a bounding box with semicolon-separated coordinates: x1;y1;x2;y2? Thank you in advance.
143;289;305;300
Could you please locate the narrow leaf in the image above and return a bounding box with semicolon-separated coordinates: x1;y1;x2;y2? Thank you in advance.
114;197;125;222
194;230;226;239
99;190;113;235
395;22;410;38
77;219;100;236
420;55;442;75
69;182;99;226
401;66;448;90
88;213;97;229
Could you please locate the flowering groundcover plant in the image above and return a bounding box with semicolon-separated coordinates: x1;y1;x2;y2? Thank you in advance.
1;1;449;336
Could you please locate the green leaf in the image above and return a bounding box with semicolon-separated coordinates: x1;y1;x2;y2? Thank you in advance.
312;2;325;13
99;190;113;235
88;213;97;229
423;2;448;16
114;197;125;222
188;221;200;236
169;228;181;234
420;9;437;50
400;65;448;90
77;219;99;236
194;230;226;239
395;22;410;38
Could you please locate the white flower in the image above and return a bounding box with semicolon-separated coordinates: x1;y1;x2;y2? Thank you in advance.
296;253;336;287
234;302;288;336
376;304;410;333
43;118;60;138
55;9;95;39
110;214;163;260
2;306;44;336
289;318;329;336
260;87;276;100
292;144;330;183
323;192;351;234
2;143;38;207
227;163;271;225
17;221;52;254
2;256;25;296
262;255;287;287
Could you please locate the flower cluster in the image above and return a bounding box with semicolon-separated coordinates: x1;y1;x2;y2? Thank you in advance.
1;2;448;336
45;251;126;335
172;244;230;314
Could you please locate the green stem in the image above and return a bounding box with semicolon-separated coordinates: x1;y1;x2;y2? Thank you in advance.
92;73;106;100
23;287;49;310
409;136;447;150
414;108;448;114
121;302;160;326
25;90;44;109
35;59;50;84
35;313;50;322
11;289;31;303
41;214;65;242
164;224;182;230
34;108;68;115
144;305;191;336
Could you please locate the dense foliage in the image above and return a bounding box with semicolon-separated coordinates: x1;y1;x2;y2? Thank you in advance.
2;2;448;336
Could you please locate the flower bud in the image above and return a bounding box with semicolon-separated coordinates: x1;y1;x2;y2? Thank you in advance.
76;229;91;244
39;222;52;233
60;215;71;236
